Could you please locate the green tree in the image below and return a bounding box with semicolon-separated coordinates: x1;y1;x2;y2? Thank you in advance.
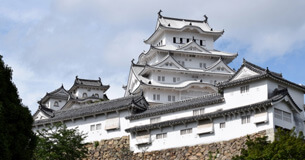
0;55;37;160
34;123;88;160
233;128;305;160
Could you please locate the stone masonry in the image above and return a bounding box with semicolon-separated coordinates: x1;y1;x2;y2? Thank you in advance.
84;130;266;160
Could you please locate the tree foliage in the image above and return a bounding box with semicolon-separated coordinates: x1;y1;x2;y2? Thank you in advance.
233;128;305;160
33;123;88;160
0;55;37;160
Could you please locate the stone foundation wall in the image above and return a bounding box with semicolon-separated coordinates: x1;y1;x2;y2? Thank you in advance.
84;131;266;160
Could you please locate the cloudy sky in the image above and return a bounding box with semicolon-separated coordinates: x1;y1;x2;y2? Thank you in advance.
1;0;305;114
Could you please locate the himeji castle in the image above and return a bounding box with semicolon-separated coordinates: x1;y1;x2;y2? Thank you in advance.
32;12;305;154
124;11;237;105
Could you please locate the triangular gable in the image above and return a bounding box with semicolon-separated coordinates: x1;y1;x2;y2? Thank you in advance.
33;110;50;121
177;41;210;53
231;66;260;81
206;59;235;74
152;54;186;70
52;87;69;97
273;94;302;113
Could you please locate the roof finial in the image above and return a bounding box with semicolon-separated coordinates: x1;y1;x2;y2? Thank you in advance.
76;75;78;79
99;77;101;81
203;15;208;23
158;10;163;18
242;58;246;63
266;67;270;73
131;59;135;65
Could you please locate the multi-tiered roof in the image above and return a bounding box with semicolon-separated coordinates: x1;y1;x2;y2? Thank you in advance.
124;11;237;104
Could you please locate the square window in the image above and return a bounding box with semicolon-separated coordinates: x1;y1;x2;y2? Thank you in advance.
162;76;165;81
157;94;160;100
158;76;161;81
96;123;101;130
173;77;176;82
240;85;249;93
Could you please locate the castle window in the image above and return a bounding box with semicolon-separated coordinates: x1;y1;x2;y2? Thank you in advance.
168;95;175;102
241;115;250;124
96;123;101;130
180;38;183;44
240;85;249;93
95;94;99;98
150;117;161;124
193;108;205;116
253;111;268;124
275;108;291;123
173;77;176;82
153;94;160;101
173;37;176;43
220;122;226;128
187;38;190;43
54;101;59;107
200;40;203;46
181;61;185;66
83;93;88;98
156;133;167;139
199;63;206;68
180;128;192;135
105;112;120;130
158;76;165;82
90;125;95;131
136;131;150;145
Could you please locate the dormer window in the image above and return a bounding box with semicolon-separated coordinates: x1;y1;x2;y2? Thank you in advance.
83;93;87;98
54;101;59;107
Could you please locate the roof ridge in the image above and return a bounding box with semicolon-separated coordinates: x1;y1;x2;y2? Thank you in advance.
149;93;222;109
160;15;205;23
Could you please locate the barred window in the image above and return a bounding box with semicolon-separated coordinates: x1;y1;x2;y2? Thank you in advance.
180;128;192;135
193;108;205;116
240;85;249;93
156;133;167;139
241;115;250;124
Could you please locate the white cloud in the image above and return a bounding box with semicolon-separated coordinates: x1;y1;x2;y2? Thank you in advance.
1;0;305;113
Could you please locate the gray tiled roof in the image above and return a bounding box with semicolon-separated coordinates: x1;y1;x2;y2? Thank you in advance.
39;85;69;103
126;93;224;120
69;76;110;92
34;94;148;126
218;59;305;92
126;89;290;133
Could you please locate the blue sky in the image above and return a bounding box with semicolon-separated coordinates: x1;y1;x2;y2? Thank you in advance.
1;0;305;113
